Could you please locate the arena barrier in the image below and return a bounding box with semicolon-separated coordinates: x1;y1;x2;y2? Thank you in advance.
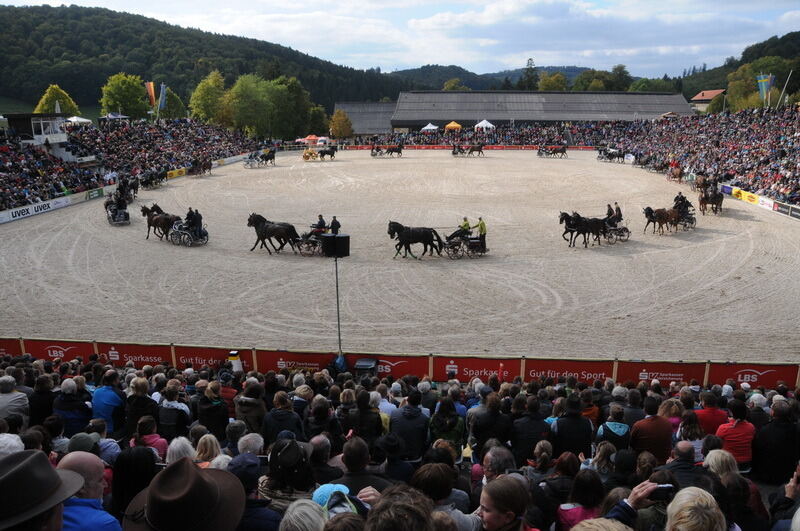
721;185;798;221
346;145;596;151
4;336;799;388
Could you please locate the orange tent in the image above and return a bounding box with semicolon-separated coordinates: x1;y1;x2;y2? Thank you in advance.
304;135;319;143
444;121;462;131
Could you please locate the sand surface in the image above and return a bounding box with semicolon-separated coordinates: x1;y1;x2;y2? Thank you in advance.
1;150;797;362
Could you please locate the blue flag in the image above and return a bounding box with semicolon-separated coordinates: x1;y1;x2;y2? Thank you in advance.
158;83;167;110
757;74;775;101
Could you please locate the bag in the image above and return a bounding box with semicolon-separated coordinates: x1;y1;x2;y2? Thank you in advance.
323;490;370;518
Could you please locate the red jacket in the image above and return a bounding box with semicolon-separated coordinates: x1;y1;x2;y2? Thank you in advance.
219;386;238;419
695;407;728;437
631;415;673;465
716;419;755;464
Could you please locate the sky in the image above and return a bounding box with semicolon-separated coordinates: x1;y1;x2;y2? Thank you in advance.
8;1;800;77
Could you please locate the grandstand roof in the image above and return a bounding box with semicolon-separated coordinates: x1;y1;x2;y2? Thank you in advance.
333;102;395;135
390;91;694;126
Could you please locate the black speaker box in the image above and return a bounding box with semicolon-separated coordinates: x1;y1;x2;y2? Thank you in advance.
321;233;350;257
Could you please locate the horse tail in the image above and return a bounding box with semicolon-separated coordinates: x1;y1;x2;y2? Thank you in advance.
431;229;444;252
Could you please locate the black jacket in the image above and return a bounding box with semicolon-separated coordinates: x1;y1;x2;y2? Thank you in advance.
390;405;430;460
471;410;512;457
344;408;384;448
656;458;713;489
312;462;344;485
550;412;594;458
261;407;306;445
124;395;159;438
752;419;800;485
305;414;344;455
331;470;393;493
198;396;229;441
510;414;550;467
28;389;55;427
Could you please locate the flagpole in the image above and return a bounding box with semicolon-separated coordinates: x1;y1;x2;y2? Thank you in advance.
777;70;793;109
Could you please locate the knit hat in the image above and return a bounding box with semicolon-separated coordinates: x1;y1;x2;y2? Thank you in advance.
312;484;349;506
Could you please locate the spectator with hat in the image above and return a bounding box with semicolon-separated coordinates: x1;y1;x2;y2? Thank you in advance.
122;457;245;531
0;449;84;531
257;438;318;514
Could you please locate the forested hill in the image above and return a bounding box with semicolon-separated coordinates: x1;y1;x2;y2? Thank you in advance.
0;5;418;111
389;65;590;90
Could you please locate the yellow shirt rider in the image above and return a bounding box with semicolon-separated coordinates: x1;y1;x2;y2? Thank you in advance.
471;217;487;252
459;217;470;231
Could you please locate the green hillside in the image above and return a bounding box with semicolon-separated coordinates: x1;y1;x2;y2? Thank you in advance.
0;5;417;111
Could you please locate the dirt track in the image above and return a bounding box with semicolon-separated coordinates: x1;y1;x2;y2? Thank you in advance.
1;150;798;362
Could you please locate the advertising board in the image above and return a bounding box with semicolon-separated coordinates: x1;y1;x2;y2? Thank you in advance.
345;353;429;378
23;339;95;362
432;356;521;382
616;361;706;384
525;359;614;383
707;363;798;389
95;342;172;367
174;345;252;371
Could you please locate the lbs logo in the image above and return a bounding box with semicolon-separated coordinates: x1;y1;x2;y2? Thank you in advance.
376;359;407;374
735;368;774;383
44;345;76;359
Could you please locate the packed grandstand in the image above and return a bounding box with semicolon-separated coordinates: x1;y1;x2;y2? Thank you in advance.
1;352;800;531
2;105;797;215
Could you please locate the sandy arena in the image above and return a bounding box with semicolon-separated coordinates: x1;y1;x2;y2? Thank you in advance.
1;150;798;362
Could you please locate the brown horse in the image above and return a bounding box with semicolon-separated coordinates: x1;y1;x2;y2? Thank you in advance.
140;204;179;240
698;190;723;215
643;206;679;235
666;166;683;184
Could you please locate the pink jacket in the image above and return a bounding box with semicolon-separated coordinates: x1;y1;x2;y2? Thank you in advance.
557;504;599;530
130;433;168;461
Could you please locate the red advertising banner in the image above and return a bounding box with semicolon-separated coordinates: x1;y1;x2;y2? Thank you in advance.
174;345;252;371
616;361;707;385
0;338;21;357
23;338;95;362
707;363;798;389
432;356;521;382
525;359;614;383
256;350;335;373
95;342;172;367
345;353;429;379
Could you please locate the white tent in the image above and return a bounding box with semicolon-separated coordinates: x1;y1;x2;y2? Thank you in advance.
474;119;495;130
420;123;438;131
66;116;92;124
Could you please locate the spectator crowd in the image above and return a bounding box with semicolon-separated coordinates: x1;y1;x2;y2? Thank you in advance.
3;351;800;531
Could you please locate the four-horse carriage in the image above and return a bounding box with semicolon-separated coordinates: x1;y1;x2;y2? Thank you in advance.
169;221;208;247
244;149;276;168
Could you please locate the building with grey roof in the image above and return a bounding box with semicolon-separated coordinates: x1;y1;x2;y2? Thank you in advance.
388;91;693;129
333;102;395;135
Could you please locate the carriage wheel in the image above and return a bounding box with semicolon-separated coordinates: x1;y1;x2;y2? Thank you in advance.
689;217;697;229
605;232;617;245
170;231;182;245
618;228;630;242
182;233;193;246
299;242;314;257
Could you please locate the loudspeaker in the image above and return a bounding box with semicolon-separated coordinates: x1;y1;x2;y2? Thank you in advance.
321;233;350;258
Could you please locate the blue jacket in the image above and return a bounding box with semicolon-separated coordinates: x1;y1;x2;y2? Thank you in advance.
62;498;121;531
236;499;281;531
92;386;125;434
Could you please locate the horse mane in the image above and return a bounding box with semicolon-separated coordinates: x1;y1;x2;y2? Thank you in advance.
250;213;267;224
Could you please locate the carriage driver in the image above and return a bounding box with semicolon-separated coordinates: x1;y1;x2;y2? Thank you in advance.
310;214;327;237
471;217;487;252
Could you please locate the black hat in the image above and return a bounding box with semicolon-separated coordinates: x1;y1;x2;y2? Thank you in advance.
0;450;84;530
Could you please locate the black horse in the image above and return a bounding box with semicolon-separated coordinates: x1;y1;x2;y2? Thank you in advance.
318;146;338;160
247;213;301;254
387;142;404;157
387;221;443;259
571;212;606;248
468;143;484;156
550;146;567;158
262;149;276;166
558;212;579;247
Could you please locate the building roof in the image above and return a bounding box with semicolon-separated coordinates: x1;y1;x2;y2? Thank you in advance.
333;102;395;134
390;91;693;125
691;89;725;102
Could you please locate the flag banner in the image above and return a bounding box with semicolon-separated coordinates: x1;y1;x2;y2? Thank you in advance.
145;82;156;107
757;74;775;100
158;83;167;110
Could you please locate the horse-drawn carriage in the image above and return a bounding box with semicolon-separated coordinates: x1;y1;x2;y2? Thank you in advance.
140;171;166;190
537;146;568;158
169;221;208;247
297;230;324;256
104;193;130;226
596;147;625;163
443;231;487;259
244;149;276;168
603;222;631;244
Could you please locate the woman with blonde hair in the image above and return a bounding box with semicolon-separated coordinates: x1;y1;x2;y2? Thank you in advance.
124;376;158;438
580;441;615;482
665;487;725;531
657;399;685;434
704;449;767;518
195;433;221;468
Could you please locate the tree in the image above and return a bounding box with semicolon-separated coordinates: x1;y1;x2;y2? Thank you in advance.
587;79;606;91
538;72;567;91
34;84;80;115
500;77;514;90
226;74;271;137
274;76;312;138
706;93;726;113
307;105;328;136
160;88;186;119
442;78;470;91
100;72;149;118
628;78;676;92
329;109;353;138
189;70;225;122
516;58;539;91
609;64;633;91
